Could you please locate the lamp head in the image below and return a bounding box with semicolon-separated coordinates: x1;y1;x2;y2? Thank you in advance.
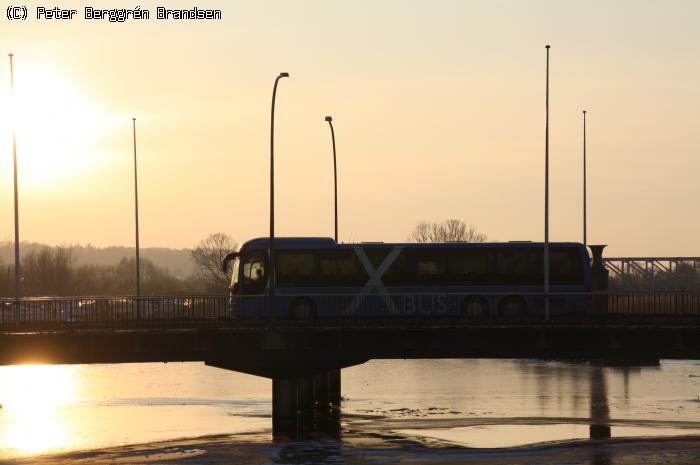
545;44;550;49
279;72;289;78
324;116;333;122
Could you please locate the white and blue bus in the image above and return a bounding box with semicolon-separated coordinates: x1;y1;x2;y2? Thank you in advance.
223;238;591;318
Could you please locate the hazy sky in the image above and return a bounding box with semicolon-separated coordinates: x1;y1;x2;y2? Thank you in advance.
0;1;698;257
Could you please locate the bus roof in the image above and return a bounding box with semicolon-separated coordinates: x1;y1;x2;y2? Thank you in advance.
239;237;587;251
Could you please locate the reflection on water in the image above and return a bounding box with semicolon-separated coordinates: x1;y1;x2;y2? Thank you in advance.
0;363;270;459
589;366;611;438
1;359;700;460
398;423;700;448
0;366;77;455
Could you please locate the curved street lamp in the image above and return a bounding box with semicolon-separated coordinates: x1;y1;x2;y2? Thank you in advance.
583;110;587;249
269;72;289;318
324;116;338;242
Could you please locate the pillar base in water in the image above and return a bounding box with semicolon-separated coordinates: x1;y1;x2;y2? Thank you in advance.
273;369;342;438
329;368;341;407
590;424;611;439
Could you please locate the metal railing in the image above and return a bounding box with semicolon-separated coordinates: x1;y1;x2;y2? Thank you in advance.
604;257;700;291
2;291;700;331
0;295;229;330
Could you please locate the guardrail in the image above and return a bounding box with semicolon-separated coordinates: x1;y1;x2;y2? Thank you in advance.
1;292;700;331
0;295;229;330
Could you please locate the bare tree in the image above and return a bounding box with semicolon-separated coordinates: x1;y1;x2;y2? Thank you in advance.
22;246;74;296
191;233;238;288
408;219;487;243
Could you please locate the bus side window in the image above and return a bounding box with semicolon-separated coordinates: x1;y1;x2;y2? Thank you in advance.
414;251;447;285
277;251;316;286
381;251;411;286
318;250;367;287
496;250;541;285
551;248;583;285
448;249;496;285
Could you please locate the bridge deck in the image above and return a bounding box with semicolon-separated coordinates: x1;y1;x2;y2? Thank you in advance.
2;293;700;374
2;319;699;375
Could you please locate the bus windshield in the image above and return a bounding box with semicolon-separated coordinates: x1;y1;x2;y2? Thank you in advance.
229;256;240;288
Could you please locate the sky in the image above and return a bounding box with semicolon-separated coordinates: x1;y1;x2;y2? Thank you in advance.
0;0;698;257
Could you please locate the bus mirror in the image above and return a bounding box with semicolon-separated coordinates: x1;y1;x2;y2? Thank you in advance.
222;252;239;273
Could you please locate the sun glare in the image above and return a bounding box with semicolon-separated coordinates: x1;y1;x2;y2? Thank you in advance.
0;62;116;187
0;365;77;456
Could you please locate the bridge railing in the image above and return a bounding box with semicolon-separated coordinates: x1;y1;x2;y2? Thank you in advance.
229;291;700;320
1;292;700;330
0;295;229;330
606;292;700;316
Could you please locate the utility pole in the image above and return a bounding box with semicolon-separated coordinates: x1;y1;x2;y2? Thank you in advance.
132;118;141;300
544;45;551;321
9;53;21;305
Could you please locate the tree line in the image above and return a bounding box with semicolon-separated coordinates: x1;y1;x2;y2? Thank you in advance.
0;221;487;297
13;220;694;296
0;233;238;297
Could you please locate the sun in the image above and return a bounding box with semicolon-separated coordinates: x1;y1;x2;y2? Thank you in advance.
0;60;117;188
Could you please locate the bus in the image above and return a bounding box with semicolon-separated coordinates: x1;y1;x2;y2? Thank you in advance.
223;237;591;318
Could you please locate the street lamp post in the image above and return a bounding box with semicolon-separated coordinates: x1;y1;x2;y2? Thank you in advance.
583;110;587;249
9;53;20;305
544;45;551;321
132;118;141;301
269;72;289;319
324;116;338;242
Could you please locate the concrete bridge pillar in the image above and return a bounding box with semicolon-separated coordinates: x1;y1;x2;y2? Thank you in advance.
272;378;298;434
297;376;315;431
272;368;342;437
205;360;355;438
272;376;314;437
313;372;330;413
329;368;341;407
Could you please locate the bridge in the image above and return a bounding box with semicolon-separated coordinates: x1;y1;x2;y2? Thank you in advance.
2;291;700;436
604;257;700;290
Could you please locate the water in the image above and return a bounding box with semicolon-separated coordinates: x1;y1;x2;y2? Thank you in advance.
2;359;700;462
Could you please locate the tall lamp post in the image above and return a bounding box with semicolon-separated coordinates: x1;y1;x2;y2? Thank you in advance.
544;45;551;321
269;72;289;319
324;116;338;242
132;118;141;299
9;53;20;304
582;110;587;249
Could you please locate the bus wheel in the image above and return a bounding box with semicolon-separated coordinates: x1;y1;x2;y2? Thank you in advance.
498;296;527;318
289;298;317;319
461;296;489;318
